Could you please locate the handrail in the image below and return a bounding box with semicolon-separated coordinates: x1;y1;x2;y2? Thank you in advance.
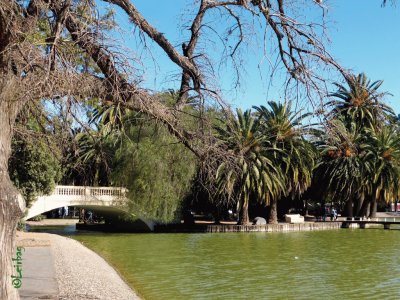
54;185;127;197
55;186;85;196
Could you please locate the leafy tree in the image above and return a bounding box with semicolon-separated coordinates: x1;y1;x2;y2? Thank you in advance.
9;136;61;208
254;101;316;223
317;73;395;217
112;115;197;223
74;126;117;186
362;126;400;217
313;119;366;217
326;73;394;129
89;102;126;133
215;109;285;224
8;105;61;208
0;1;377;297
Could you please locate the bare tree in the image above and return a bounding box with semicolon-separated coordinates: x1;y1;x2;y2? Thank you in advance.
0;0;353;297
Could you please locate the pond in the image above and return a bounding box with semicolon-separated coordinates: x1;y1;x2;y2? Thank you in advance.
30;226;400;299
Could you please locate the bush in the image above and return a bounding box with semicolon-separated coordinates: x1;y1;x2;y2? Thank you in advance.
30;214;45;222
17;220;26;231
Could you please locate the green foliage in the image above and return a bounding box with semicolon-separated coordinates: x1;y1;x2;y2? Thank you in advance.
30;214;45;222
313;119;365;202
9;102;62;207
9;136;61;207
363;126;400;203
73;125;117;186
254;101;316;199
17;220;26;231
326;73;394;129
314;73;400;216
215;108;286;224
112;117;196;223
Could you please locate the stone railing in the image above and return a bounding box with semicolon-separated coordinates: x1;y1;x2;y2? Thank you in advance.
55;186;85;196
54;185;127;198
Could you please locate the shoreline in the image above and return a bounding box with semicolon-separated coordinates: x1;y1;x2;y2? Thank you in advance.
16;231;141;300
26;216;391;234
154;220;344;233
18;215;398;298
25;218;79;226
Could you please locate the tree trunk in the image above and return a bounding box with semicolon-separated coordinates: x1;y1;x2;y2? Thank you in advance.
237;196;249;225
344;198;353;218
0;188;24;300
353;192;364;217
213;205;221;224
0;97;25;299
269;198;278;224
369;199;377;218
304;199;308;216
358;197;370;218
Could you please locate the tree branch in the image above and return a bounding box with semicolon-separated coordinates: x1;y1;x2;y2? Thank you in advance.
104;0;203;92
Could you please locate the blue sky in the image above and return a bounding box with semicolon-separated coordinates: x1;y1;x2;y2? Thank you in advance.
110;1;400;113
328;0;400;113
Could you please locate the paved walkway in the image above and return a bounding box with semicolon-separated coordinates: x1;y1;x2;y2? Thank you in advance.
18;247;59;299
16;231;140;299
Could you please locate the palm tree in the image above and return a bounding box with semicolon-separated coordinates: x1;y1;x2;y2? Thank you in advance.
318;73;396;217
215;109;285;225
75;125;116;186
313;119;366;217
89;102;127;133
253;101;316;223
361;126;400;217
326;73;394;129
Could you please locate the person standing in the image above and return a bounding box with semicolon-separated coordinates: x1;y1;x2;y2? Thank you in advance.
330;206;334;221
63;206;69;218
87;211;93;223
332;208;338;220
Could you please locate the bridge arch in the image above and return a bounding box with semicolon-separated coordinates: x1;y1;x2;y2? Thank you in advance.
25;185;155;231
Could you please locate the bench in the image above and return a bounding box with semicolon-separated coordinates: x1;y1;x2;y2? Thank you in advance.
284;214;304;224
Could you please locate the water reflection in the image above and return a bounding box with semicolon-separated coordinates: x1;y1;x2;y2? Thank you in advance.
28;224;77;235
29;225;400;299
76;230;400;299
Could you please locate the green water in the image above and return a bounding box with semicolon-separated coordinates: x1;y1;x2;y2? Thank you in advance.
64;229;400;300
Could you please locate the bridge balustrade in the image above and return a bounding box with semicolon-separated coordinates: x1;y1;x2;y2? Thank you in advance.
90;187;126;197
55;186;85;196
54;186;127;198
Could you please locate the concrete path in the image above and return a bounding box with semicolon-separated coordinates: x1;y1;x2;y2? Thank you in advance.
16;232;140;299
18;247;59;300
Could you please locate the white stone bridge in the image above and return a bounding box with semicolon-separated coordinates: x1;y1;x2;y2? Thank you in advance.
25;185;154;231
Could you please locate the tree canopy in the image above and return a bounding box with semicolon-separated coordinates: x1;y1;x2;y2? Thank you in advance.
0;1;397;298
